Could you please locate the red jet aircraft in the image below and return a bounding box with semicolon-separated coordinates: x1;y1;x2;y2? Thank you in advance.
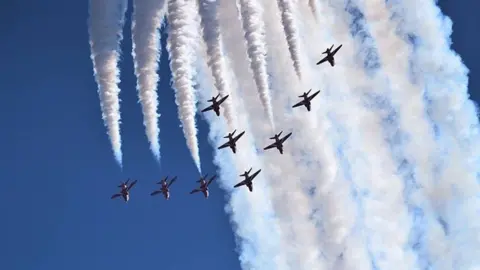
151;176;177;200
111;178;137;202
190;174;216;198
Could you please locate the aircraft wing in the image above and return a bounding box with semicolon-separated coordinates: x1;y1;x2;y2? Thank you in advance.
127;180;138;191
190;189;201;194
217;141;231;149
201;104;214;112
111;193;121;199
307;90;321;101
234;180;247;188
249;169;261;181
150;190;162;196
292;100;306;108
280;132;292;143
331;44;342;55
263;141;278;150
207;175;216;186
316;56;328;65
217;95;229;105
168;177;177;187
233;131;246;142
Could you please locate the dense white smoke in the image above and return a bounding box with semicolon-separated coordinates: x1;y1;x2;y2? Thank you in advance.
87;0;128;167
88;0;480;269
386;0;480;268
131;0;167;162
165;0;202;172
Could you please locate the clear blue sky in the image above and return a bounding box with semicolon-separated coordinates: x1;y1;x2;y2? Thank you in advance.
0;0;477;270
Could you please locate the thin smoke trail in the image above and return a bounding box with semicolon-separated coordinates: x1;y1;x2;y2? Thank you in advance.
197;0;237;127
194;39;289;270
165;0;201;172
276;0;303;79
87;0;128;167
307;0;319;20
385;0;480;267
237;0;275;128
131;0;167;162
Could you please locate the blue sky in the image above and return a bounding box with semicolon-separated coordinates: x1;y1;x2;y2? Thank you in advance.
0;0;478;270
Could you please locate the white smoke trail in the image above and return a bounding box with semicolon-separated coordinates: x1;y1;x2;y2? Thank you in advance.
87;0;128;167
165;0;201;172
131;0;167;162
275;0;303;79
385;0;480;267
237;0;275;128
197;0;237;127
194;44;289;269
307;0;318;20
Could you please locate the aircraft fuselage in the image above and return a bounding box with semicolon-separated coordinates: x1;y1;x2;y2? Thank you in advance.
213;104;220;116
122;192;129;202
161;186;170;199
202;189;209;198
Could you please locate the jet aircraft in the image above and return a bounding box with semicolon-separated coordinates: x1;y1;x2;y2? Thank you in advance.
263;131;292;154
233;168;262;192
111;178;138;202
292;89;321;111
190;174;216;198
316;44;342;66
201;94;229;116
150;176;177;200
217;129;246;153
